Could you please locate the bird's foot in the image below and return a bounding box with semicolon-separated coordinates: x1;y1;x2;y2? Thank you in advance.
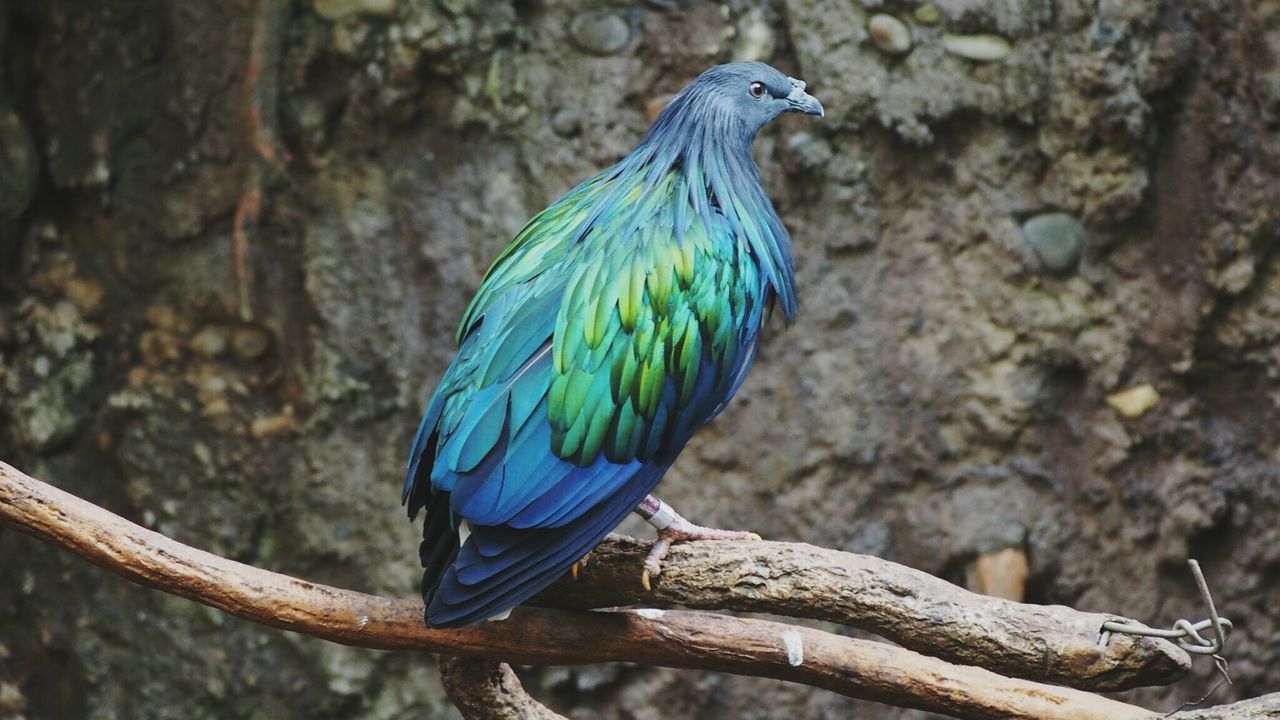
571;532;630;581
635;495;760;591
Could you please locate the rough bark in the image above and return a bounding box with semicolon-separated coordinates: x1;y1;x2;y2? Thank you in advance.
535;536;1189;691
1;0;1277;718
440;658;568;720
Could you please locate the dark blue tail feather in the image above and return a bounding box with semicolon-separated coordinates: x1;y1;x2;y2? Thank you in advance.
424;464;664;628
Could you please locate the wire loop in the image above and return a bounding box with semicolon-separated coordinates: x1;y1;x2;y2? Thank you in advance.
1097;559;1233;656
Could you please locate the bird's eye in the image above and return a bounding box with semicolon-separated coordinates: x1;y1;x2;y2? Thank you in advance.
748;81;766;100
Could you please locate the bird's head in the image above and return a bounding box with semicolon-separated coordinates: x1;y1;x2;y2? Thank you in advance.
654;61;824;140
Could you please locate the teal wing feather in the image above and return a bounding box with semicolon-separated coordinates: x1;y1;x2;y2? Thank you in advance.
454;174;609;345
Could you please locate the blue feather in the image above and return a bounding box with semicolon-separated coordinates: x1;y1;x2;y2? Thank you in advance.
509;456;639;528
431;470;661;626
446;384;506;472
403;396;442;507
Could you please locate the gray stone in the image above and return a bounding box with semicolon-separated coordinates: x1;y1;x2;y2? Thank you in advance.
942;33;1012;62
914;4;942;25
867;14;912;56
551;107;581;138
190;326;229;358
1022;212;1086;273
569;11;632;56
231;324;273;361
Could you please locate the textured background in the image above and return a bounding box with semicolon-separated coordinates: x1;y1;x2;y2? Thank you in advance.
1;0;1278;718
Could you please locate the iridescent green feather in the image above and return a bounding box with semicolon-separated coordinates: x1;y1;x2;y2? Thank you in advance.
543;168;758;466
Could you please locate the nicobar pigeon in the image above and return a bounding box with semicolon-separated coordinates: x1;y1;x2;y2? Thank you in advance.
402;62;823;628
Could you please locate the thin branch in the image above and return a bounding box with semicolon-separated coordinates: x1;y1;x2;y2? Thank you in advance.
1174;694;1280;719
0;460;1164;719
537;537;1190;691
439;657;566;720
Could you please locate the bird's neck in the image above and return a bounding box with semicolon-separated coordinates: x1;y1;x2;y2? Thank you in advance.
626;120;798;320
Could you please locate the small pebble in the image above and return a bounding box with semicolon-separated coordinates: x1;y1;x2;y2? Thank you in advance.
913;3;942;25
231;324;272;361
1022;212;1085;273
569;11;632;56
1107;384;1160;418
190;326;230;358
867;14;912;55
192;442;213;468
249;405;298;439
942;33;1012;62
550;107;581;138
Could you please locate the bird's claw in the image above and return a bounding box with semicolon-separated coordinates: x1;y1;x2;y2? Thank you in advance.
640;524;760;591
641;537;674;590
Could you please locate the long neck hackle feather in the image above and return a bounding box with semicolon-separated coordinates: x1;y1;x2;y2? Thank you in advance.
579;80;799;320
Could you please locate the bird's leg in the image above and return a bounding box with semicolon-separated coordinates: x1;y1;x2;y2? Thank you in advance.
634;495;761;591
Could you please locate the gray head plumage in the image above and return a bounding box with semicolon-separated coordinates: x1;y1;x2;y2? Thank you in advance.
647;62;824;144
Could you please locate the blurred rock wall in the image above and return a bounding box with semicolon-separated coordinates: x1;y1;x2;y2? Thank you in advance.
1;0;1277;718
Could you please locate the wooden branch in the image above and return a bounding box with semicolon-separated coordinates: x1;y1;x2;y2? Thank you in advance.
536;537;1189;692
439;657;566;720
0;460;1177;719
1175;693;1280;719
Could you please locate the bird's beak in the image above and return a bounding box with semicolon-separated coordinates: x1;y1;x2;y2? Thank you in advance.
785;77;824;118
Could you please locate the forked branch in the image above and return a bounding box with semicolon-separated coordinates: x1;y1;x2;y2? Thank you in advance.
0;460;1255;719
536;536;1188;691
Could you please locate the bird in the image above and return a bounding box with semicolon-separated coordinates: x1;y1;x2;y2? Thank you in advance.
402;61;823;628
